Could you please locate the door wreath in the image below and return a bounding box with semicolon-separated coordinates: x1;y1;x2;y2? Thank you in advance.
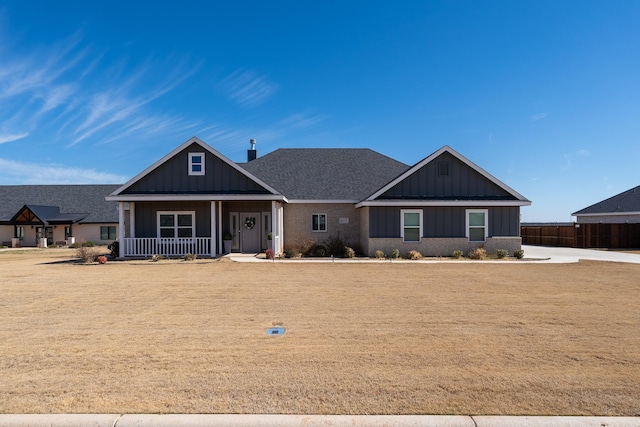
244;217;256;230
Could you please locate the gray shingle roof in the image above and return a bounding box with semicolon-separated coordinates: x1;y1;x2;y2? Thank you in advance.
0;185;121;223
241;148;409;200
572;185;640;215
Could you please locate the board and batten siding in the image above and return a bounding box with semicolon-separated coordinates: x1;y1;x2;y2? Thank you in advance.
122;143;271;195
134;201;211;238
369;206;520;238
378;152;515;200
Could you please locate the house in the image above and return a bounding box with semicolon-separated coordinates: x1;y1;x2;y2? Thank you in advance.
572;185;640;223
0;185;120;247
106;136;530;258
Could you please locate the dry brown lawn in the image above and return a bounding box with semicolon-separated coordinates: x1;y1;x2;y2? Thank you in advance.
1;248;639;416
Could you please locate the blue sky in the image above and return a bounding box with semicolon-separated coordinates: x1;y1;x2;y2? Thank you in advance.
1;1;639;222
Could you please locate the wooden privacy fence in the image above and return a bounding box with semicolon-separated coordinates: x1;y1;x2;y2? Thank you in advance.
521;223;640;249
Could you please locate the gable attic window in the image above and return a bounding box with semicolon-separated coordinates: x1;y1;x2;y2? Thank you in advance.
438;162;449;176
189;152;205;176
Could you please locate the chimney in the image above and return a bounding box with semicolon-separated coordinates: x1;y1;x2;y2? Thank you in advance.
247;139;257;162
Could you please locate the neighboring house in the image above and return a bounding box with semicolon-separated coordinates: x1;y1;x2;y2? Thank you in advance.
0;185;120;247
106;136;530;258
572;185;640;223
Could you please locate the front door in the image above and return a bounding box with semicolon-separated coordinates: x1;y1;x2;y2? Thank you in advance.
241;213;260;253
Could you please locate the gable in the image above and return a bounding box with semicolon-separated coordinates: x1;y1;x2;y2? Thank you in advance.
113;138;280;197
377;151;514;200
360;146;530;206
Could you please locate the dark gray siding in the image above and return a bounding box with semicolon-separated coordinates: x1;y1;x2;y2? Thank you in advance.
378;152;515;200
134;201;211;238
123;143;271;195
369;206;520;238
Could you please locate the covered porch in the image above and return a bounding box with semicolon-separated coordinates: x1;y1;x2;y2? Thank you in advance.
115;197;285;258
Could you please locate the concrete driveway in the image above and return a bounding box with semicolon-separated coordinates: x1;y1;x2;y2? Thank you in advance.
523;245;640;264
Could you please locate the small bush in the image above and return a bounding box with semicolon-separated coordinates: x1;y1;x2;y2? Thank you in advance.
70;242;81;249
452;250;463;259
406;250;423;260
283;247;300;258
313;244;327;257
96;255;107;264
468;247;487;260
495;249;508;259
108;241;119;258
184;253;197;261
324;235;346;257
343;246;355;258
265;248;275;259
76;246;100;263
81;241;95;247
374;250;385;259
513;249;525;259
391;248;400;259
151;254;165;262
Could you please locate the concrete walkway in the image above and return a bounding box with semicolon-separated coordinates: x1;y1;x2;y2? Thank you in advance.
229;246;640;264
0;414;638;426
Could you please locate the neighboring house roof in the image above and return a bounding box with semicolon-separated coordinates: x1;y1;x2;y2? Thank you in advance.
572;185;640;216
358;145;531;207
0;185;121;223
9;205;88;225
240;148;409;201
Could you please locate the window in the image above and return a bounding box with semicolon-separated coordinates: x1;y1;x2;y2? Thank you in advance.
16;226;25;240
100;226;116;240
188;152;205;176
158;212;195;238
466;209;488;242
401;209;422;242
438;162;449;176
311;214;327;232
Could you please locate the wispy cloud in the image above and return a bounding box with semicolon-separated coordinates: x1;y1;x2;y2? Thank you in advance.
218;69;278;107
0;158;128;184
0;133;29;144
530;112;548;122
562;149;591;171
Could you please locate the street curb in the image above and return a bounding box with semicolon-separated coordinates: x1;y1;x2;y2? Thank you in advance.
0;414;638;427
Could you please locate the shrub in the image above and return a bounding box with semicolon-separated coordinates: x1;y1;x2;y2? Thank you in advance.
108;241;119;258
452;250;463;259
81;241;95;247
70;242;81;249
391;248;400;259
406;250;423;260
184;253;197;261
151;254;165;262
265;248;275;260
374;250;385;259
343;246;355;258
283;247;300;258
96;255;107;264
468;247;487;260
313;244;327;257
324;235;346;257
495;249;508;259
76;246;100;263
513;249;525;259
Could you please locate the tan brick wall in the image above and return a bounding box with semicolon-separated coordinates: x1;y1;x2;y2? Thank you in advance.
283;203;361;250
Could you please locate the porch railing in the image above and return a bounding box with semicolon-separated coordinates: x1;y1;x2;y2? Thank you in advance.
123;237;212;257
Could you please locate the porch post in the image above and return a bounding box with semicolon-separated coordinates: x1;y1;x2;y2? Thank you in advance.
218;201;223;255
129;202;135;238
118;202;125;258
210;201;217;257
271;201;276;253
278;202;284;254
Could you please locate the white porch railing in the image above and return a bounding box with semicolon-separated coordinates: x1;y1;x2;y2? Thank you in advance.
123;238;212;257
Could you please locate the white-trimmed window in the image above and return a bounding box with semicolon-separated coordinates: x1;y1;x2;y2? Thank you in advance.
466;209;488;242
100;226;116;240
188;152;205;176
401;209;423;242
158;211;195;238
311;214;327;232
16;226;25;241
